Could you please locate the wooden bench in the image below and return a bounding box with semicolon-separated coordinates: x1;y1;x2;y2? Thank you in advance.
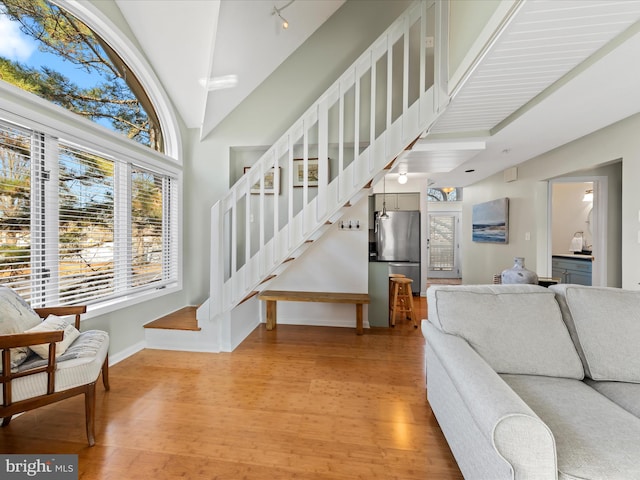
257;290;371;335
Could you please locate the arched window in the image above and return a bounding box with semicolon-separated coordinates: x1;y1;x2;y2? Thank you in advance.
0;0;180;310
427;187;461;202
0;0;163;151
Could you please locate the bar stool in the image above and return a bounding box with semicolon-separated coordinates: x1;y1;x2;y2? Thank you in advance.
388;273;406;323
390;277;418;328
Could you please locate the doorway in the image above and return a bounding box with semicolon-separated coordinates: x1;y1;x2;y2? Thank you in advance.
548;176;607;286
427;212;461;279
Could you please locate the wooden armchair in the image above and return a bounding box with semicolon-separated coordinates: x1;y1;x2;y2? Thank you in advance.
0;305;110;446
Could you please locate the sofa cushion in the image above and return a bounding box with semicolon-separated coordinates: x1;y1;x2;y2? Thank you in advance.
427;284;583;378
585;379;640;418
550;285;640;383
25;315;81;359
502;374;640;480
0;285;43;369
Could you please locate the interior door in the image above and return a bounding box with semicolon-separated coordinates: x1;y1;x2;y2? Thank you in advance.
427;213;460;279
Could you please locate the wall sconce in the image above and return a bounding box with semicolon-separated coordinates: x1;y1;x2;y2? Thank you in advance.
397;172;408;184
583;189;593;202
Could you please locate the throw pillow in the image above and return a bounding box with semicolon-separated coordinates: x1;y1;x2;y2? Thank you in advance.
25;315;81;359
428;284;584;379
0;285;43;369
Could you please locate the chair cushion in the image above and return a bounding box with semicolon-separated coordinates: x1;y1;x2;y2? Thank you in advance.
4;330;109;403
24;315;81;359
550;285;640;383
0;285;43;369
427;284;583;378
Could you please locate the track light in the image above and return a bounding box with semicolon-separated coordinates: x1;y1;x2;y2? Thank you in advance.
273;0;294;30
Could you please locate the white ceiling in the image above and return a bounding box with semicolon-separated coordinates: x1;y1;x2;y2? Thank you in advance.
115;0;344;138
403;0;640;188
114;0;640;188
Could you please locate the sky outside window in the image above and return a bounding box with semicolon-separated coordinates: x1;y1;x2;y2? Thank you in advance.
0;1;161;149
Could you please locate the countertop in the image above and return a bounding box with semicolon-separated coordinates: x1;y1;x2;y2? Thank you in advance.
552;253;594;261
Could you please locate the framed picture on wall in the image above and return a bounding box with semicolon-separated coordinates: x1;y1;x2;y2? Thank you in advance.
472;197;509;243
292;158;321;187
244;166;280;195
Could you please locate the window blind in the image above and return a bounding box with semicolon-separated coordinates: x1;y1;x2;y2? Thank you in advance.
0;122;34;301
0;117;178;308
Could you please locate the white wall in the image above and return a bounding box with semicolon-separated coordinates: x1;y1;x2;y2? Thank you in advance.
265;196;368;327
461;115;632;288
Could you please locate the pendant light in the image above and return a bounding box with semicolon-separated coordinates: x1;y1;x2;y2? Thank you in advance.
380;174;389;219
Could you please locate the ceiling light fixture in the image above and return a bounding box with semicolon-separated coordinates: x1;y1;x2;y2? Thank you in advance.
199;74;238;91
380;175;389;219
397;172;408;184
441;187;454;194
273;0;295;29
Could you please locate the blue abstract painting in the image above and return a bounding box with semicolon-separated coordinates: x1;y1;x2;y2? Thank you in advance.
472;198;509;243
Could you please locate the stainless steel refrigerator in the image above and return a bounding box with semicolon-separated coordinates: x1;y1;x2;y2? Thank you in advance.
375;210;420;294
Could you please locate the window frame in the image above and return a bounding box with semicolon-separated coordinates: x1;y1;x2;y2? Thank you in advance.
57;0;182;161
0;83;183;320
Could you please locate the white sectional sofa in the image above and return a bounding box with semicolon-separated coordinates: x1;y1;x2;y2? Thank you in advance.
423;284;640;480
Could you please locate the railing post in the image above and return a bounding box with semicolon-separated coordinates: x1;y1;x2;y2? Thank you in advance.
317;98;328;220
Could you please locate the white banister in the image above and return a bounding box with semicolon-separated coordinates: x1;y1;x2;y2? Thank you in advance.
207;0;444;349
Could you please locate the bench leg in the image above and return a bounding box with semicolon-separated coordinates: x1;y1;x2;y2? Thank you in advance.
266;300;277;330
356;303;364;335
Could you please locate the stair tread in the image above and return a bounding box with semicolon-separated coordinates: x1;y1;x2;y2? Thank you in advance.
144;306;201;331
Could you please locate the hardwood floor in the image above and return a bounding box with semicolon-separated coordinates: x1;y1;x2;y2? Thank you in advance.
0;297;463;479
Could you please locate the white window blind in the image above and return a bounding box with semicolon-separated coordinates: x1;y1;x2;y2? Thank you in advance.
0;117;178;308
0;122;33;300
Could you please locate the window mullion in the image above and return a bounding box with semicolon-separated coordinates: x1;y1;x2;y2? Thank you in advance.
44;134;60;306
162;177;171;281
114;162;131;293
29;132;47;306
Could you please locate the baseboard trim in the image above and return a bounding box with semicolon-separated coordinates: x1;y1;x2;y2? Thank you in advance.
108;340;145;366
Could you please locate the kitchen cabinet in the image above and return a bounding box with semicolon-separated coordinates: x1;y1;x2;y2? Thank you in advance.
374;193;420;212
552;255;592;286
368;261;390;327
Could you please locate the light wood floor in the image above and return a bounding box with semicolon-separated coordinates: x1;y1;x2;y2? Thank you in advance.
0;297;463;479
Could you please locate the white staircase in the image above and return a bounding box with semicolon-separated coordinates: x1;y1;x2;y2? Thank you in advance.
191;0;447;352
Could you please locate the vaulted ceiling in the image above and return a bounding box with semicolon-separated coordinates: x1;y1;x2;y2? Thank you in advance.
114;0;345;140
114;0;640;188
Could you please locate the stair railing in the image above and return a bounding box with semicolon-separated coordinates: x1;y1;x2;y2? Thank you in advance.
209;0;443;322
